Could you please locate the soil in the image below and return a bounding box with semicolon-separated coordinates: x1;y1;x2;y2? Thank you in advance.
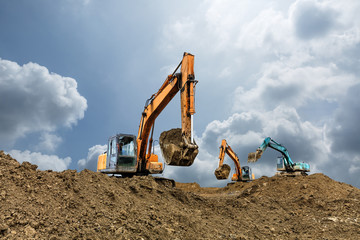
1;150;360;240
159;128;198;166
214;164;231;180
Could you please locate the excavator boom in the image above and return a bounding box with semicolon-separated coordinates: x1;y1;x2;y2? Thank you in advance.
248;137;310;175
248;137;294;165
158;53;199;166
214;139;254;182
97;52;199;175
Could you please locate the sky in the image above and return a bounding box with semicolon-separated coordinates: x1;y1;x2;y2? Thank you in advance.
1;0;360;188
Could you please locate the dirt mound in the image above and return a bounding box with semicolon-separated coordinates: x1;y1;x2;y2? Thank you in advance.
177;174;360;239
0;151;204;239
159;128;198;166
214;164;231;179
1;150;360;239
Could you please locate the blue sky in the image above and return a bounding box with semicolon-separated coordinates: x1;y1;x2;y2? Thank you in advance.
1;0;360;188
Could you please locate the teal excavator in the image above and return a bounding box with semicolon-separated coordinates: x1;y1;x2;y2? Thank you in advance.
248;137;310;176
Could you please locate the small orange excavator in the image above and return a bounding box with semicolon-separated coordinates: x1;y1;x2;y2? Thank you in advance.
215;139;255;181
97;52;199;176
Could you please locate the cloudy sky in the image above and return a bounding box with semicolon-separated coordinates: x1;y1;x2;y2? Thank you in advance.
1;0;359;188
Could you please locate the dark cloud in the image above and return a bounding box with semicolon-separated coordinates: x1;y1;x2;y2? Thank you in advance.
262;82;304;107
337;43;360;76
266;131;316;165
318;153;360;188
329;83;360;154
292;1;338;40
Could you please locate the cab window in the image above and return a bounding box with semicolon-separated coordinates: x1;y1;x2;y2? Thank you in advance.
118;136;135;156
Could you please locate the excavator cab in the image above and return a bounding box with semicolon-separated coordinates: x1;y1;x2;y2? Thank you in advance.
277;156;310;172
97;134;164;175
98;134;138;174
240;166;255;181
276;156;286;171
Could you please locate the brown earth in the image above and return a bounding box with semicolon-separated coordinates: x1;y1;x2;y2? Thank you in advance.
1;150;360;240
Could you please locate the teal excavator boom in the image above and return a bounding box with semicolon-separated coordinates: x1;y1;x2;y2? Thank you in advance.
248;137;310;176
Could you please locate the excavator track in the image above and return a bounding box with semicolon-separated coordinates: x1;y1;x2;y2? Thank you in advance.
275;171;308;177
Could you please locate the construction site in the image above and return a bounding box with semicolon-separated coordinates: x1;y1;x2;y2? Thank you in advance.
2;0;360;237
1;53;360;239
1;150;360;239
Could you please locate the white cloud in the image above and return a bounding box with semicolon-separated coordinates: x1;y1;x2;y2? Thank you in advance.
232;63;358;113
8;150;71;171
236;8;290;52
161;17;197;51
158;106;328;187
349;160;360;175
0;59;87;147
78;144;107;171
36;132;63;152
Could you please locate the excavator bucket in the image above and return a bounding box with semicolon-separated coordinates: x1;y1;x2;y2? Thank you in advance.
159;128;198;166
247;149;264;163
214;164;231;180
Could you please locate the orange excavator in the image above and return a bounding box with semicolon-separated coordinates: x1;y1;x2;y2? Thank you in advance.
97;52;199;176
214;139;255;181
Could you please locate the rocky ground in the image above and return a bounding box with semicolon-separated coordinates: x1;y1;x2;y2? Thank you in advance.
0;150;359;239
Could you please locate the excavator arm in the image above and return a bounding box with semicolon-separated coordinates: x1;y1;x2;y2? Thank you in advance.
248;137;294;167
215;139;254;181
137;52;198;172
248;137;310;174
97;52;199;175
267;139;295;171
